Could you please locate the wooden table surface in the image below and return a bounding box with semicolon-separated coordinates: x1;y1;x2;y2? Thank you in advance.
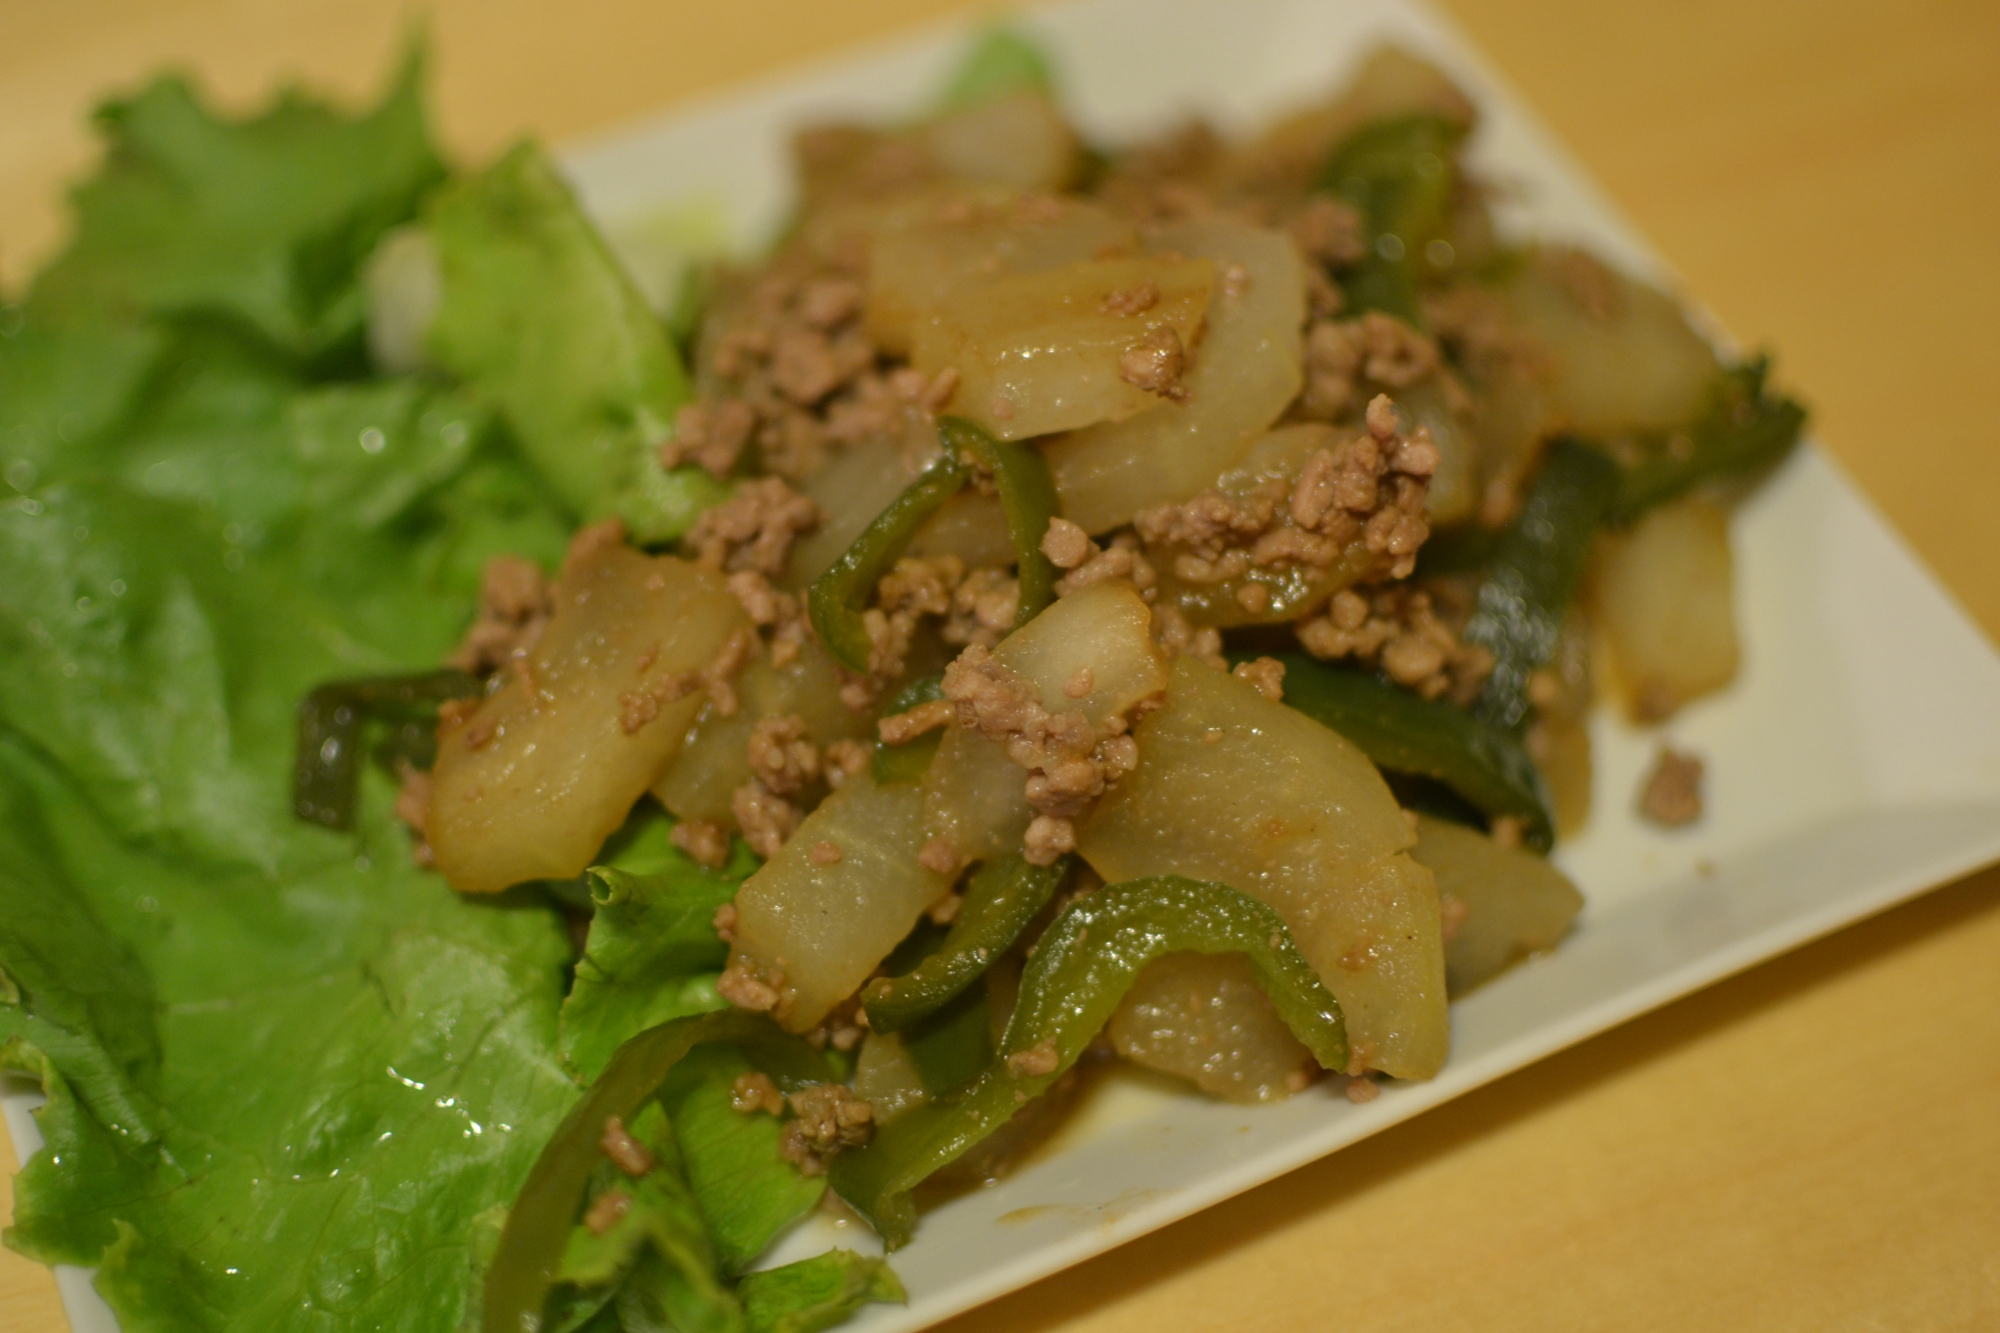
5;0;1998;1328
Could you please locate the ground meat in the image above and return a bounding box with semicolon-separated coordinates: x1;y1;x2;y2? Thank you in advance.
1344;1076;1381;1104
600;1115;657;1176
1101;281;1160;316
1005;1038;1061;1078
718;958;788;1018
712;902;739;944
731;779;800;859
746;714;821;797
448;554;556;674
1053;531;1160;601
1151;601;1226;670
808;839;844;865
731;1070;786;1116
1118;324;1190;400
686;477;822;577
1135;395;1436;613
822;738;871;789
918;837;965;876
780;1084;875;1175
1296;584;1492;703
583;1188;633;1236
1287;195;1369;267
1545;247;1623;323
723;570;812;673
1638;745;1705;827
621;626;759;732
673;819;732;869
663;397;757;478
944;568;1020;648
877;697;955;745
1298;312;1441;421
1231;656;1286;702
1040;517;1094;571
940;643;1150;866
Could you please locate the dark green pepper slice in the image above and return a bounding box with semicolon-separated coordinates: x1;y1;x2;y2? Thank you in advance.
484;1011;829;1333
1461;437;1620;733
1271;654;1553;851
870;674;947;786
829;876;1345;1246
862;852;1068;1032
1607;357;1806;523
936;416;1061;625
293;668;481;829
1315;112;1468;324
808;453;968;673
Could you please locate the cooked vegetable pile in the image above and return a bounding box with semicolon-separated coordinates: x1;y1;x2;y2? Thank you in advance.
0;27;1801;1333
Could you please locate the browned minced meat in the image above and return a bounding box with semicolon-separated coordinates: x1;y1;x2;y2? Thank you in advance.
1151;601;1226;671
1045;525;1162;604
1297;312;1441;422
583;1188;633;1236
848;555;1017;699
1134;395;1436;613
780;1083;875;1175
918;837;965;876
717;957;789;1018
723;569;813;668
1344;1076;1381;1104
731;1070;786;1117
712;902;740;945
600;1115;657;1176
877;697;955;746
1118;325;1190;401
673;819;732;869
448;554;556;674
1101;281;1160;317
662;397;757;478
941;642;1149;866
1297;584;1493;703
620;625;759;733
1287;195;1369;268
747;714;821;797
1090;118;1229;224
1638;745;1705;827
822;738;871;789
1231;656;1286;702
1004;1038;1061;1078
731;778;800;860
808;839;844;866
1544;247;1624;323
686;477;822;578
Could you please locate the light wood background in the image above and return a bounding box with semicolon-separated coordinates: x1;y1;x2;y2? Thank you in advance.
4;1;1998;1329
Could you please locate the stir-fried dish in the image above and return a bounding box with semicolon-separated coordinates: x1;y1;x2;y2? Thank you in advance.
0;28;1803;1333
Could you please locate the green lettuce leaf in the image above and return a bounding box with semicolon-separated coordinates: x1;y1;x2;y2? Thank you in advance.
657;1046;825;1273
425;142;725;541
935;27;1058;112
0;737;581;1333
559;824;757;1082
27;44;444;359
739;1250;906;1333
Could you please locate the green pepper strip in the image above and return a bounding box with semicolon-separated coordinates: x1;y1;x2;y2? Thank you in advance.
871;674;947;786
1315;112;1468;325
293;668;481;830
483;1011;830;1333
1607;357;1807;523
863;852;1069;1032
808;453;969;673
1461;437;1620;734
936;416;1061;626
830;876;1345;1247
1271;654;1554;852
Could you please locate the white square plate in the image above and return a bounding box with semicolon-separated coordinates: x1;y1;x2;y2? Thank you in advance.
10;0;2000;1328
